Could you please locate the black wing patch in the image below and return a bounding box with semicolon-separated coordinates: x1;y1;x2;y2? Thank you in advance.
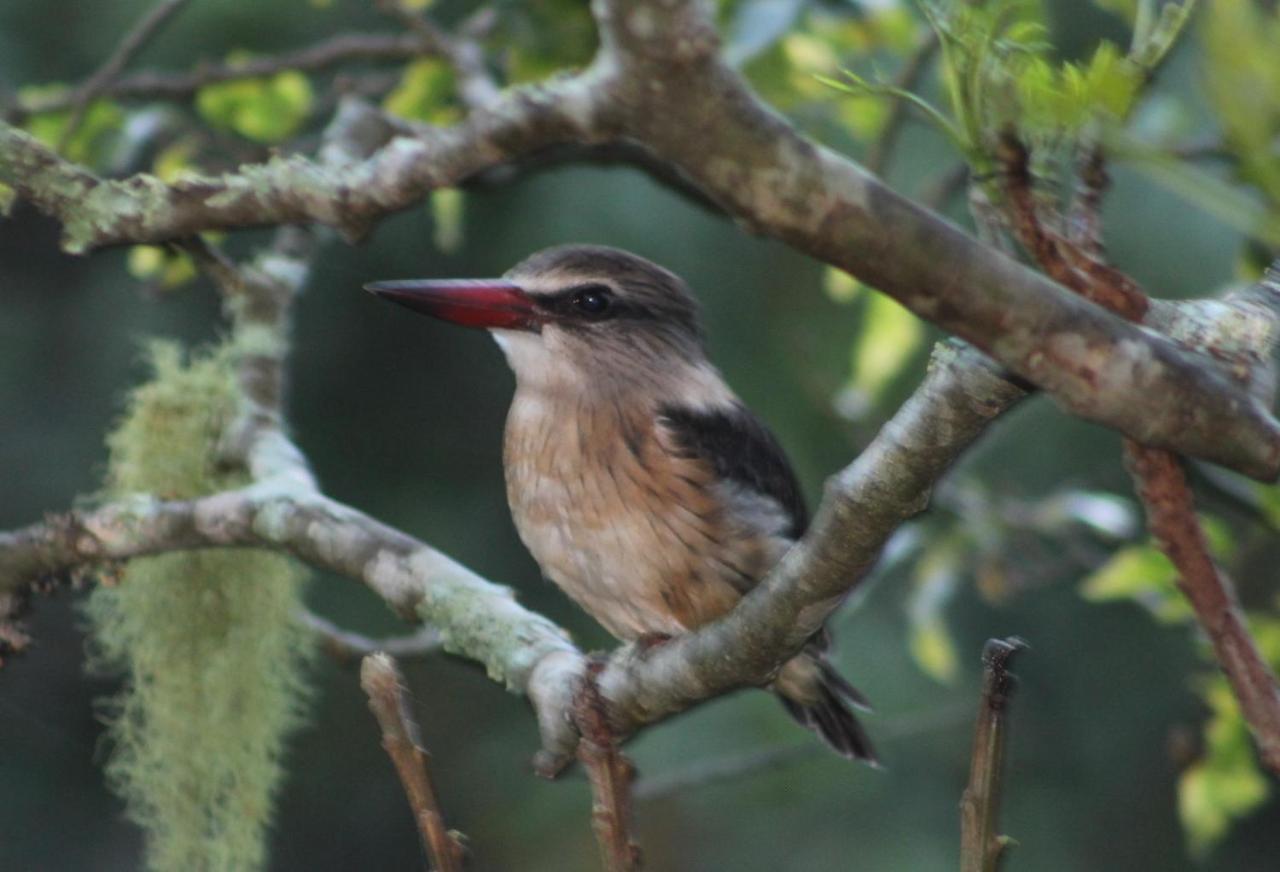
659;402;808;539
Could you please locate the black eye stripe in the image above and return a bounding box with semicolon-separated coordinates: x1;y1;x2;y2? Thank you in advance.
572;287;610;314
533;283;617;320
532;283;667;324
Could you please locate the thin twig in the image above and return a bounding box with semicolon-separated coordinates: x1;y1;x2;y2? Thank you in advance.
995;129;1148;321
372;0;499;108
574;662;641;872
1124;444;1280;773
999;130;1280;775
9;33;436;122
1066;143;1107;258
300;610;442;664
959;637;1026;872
634;701;972;801
56;0;192;153
361;653;467;872
865;30;940;178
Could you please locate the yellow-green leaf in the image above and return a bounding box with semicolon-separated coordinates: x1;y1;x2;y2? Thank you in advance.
907;538;962;684
909;618;958;684
1178;680;1270;856
431;188;464;253
823;267;863;304
128;245;166;280
1079;543;1191;622
195;68;313;143
152;139;200;183
384;58;460;125
19;84;125;165
848;289;924;404
127;245;196;290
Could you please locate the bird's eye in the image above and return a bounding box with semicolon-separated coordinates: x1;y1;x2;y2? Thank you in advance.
570;285;612;317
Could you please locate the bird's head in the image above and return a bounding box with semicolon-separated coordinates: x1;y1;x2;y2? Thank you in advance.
366;245;707;390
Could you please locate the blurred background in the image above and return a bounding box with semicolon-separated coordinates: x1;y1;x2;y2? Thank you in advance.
2;0;1279;869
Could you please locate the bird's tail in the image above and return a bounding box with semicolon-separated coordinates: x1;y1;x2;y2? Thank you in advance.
775;653;879;766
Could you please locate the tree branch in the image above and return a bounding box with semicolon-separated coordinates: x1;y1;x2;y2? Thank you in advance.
3;0;1278;478
361;653;467;872
959;638;1026;872
55;0;192;152
864;31;940;178
574;663;641;872
0;479;583;726
371;0;499;109
300;610;441;664
1125;443;1280;773
8;33;443;122
594;342;1029;743
995;123;1280;773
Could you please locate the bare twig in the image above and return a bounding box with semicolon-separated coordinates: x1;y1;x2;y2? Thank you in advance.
959;637;1026;872
361;653;467;872
865;30;940;178
634;702;972;801
1124;444;1280;773
997;127;1280;775
574;663;641;872
300;610;441;664
1066;144;1107;258
995;130;1148;321
56;0;192;152
372;0;499;108
9;33;438;123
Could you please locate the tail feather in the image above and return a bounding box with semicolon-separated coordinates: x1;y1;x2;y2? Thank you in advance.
777;658;879;766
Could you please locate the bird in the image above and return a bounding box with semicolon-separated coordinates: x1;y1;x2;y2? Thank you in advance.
366;244;876;763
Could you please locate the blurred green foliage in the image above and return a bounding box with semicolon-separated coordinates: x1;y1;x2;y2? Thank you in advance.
195;63;313;143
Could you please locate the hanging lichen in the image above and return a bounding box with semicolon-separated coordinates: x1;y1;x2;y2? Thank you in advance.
84;341;313;872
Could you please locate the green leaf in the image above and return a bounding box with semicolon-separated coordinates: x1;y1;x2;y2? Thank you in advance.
907;537;962;684
1255;483;1280;529
195;66;313;144
383;58;461;125
1178;680;1271;856
0;182;14;217
823;267;862;304
1106;128;1280;247
846;288;924;406
1093;0;1139;22
431;188;464;253
18;84;125;165
1079;544;1191;623
151;139;200;183
127;245;196;290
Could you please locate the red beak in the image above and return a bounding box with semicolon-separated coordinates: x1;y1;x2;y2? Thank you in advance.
364;279;542;331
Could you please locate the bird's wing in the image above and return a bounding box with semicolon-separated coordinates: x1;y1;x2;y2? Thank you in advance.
657;401;808;541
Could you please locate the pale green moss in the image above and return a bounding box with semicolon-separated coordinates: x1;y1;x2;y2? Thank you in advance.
85;341;313;872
